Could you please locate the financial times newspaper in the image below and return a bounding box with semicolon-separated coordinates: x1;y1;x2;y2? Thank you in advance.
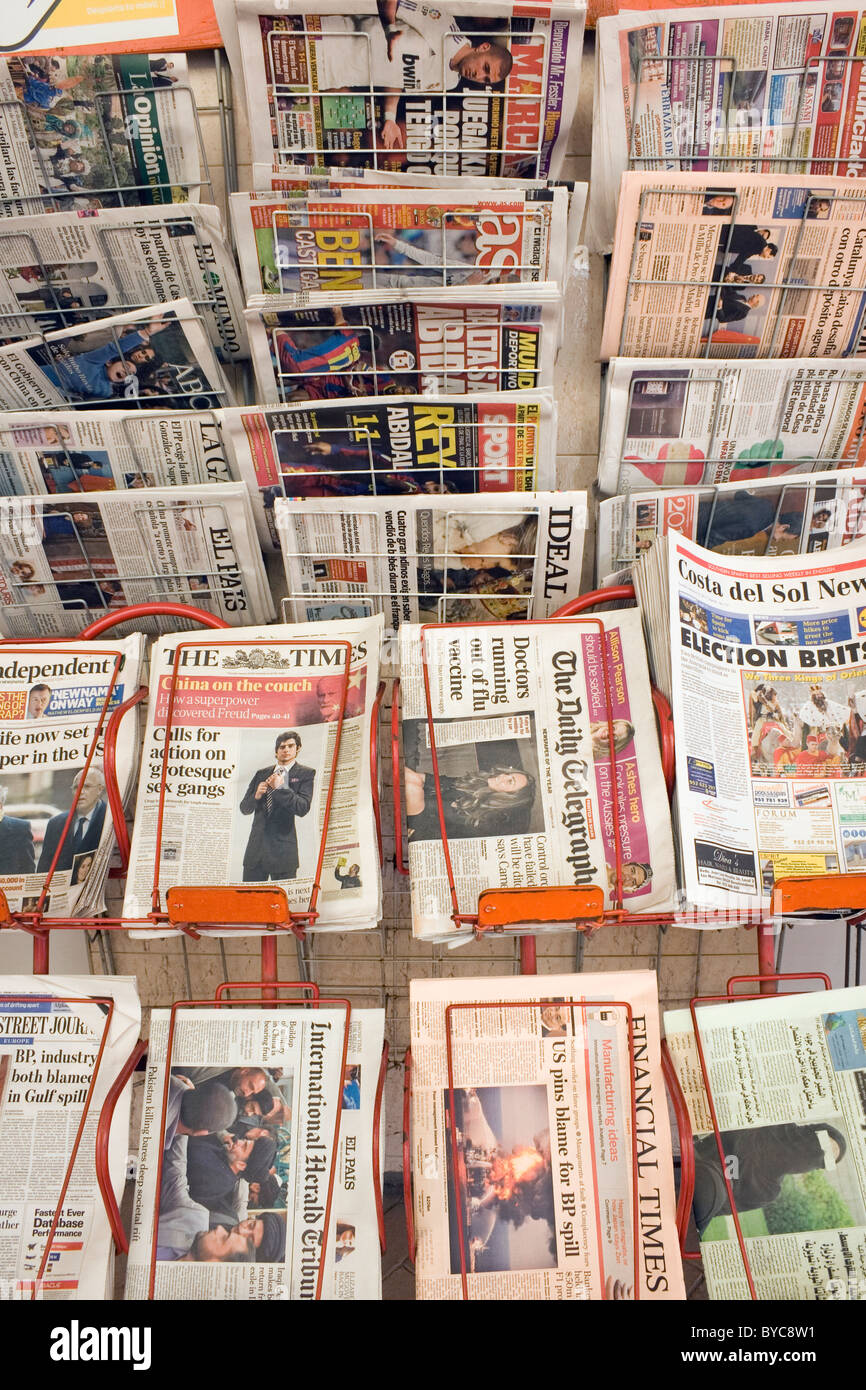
220;0;585;180
123;615;383;934
601;173;866;361
409;971;684;1300
399;610;677;944
0;483;273;637
665;984;866;1300
0;975;140;1301
222;394;557;550
125;1003;384;1299
0;635;143;918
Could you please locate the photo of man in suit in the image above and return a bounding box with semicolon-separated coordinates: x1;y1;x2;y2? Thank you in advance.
0;783;35;875
239;731;315;882
37;764;106;874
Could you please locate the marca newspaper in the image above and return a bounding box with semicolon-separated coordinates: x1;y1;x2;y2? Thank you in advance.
125;1003;384;1299
222;0;585;180
0;634;142;917
0;53;199;215
670;531;866;910
601;172;866;362
0;483;273;637
0;975;140;1301
123;615;383;934
409;971;684;1299
399;610;676;944
665;984;866;1300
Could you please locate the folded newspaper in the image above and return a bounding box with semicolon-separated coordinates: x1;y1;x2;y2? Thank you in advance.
123;615;383;935
250;162;551;191
665;983;866;1300
0;483;273;638
0;634;143;918
399;609;677;944
0;975;141;1300
125;1001;384;1299
410;971;684;1299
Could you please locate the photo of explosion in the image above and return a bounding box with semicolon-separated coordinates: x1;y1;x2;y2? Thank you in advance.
444;1085;556;1274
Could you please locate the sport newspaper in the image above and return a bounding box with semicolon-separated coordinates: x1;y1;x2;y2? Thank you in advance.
0;975;141;1301
0;635;143;918
125;1004;384;1300
0;483;273;638
221;394;557;551
224;0;584;181
409;971;684;1300
123;615;383;934
665;984;866;1300
600;172;866;362
669;531;866;911
399;610;676;945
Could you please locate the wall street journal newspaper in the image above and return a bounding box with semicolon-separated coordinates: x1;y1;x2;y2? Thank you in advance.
409;971;684;1299
665;983;866;1300
125;1002;385;1299
0;975;140;1301
399;610;676;944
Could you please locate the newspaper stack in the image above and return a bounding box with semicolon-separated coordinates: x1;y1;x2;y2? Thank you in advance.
125;999;385;1299
665;982;866;1300
410;971;685;1299
123;615;383;934
399;608;677;944
0;975;141;1300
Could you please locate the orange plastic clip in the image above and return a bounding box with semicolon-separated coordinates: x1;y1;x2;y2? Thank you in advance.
771;872;866;916
477;885;605;928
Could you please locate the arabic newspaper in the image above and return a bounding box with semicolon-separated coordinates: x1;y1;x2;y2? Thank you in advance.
125;1002;385;1299
665;983;866;1300
409;970;684;1300
123;614;383;934
0;974;140;1300
399;609;677;944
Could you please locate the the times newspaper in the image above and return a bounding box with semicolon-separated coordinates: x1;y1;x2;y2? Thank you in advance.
598;358;866;496
665;984;866;1300
0;635;143;917
399;610;676;944
0;483;273;637
0;975;140;1301
123;615;383;934
221;0;585;181
601;172;866;361
409;971;684;1299
0;53;199;215
222;395;557;550
125;1003;384;1299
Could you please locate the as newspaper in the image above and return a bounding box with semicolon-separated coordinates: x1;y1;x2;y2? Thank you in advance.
0;975;141;1300
409;971;684;1299
399;609;676;944
665;983;866;1300
219;0;585;180
123;615;383;934
0;634;143;918
125;1003;384;1299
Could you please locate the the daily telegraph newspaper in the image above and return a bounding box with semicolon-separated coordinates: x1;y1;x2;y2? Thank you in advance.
219;0;585;180
399;610;676;944
0;300;232;413
601;172;866;361
125;1002;385;1299
0;635;143;917
243;290;560;407
0;204;247;362
409;971;684;1300
222;394;557;550
0;484;273;638
0;976;140;1301
123;615;383;934
598;359;866;497
230;186;575;297
665;984;866;1300
0;53;199;215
